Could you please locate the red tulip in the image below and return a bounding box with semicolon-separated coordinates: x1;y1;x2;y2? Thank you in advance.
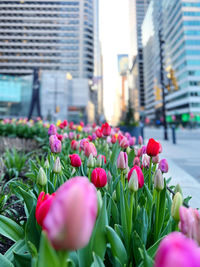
69;154;82;167
128;165;144;188
146;138;160;157
91;168;107;188
96;128;103;138
111;135;117;144
63;120;68;127
56;133;63;142
35;191;56;229
101;122;111;136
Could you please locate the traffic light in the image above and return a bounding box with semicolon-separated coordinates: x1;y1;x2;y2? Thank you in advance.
169;69;178;90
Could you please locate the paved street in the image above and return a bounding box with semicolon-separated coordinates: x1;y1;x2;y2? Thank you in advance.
144;127;200;181
144;127;200;208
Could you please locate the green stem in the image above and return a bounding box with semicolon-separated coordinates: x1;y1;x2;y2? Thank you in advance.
129;193;134;236
135;191;138;220
155;190;160;240
54;174;58;189
148;157;152;190
57;251;68;267
121;171;124;188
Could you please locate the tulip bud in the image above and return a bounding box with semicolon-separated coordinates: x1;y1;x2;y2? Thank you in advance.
107;171;112;183
117;151;128;170
138;136;143;145
44;158;50;169
154;169;164;191
87;153;95;168
112;190;117;201
174;184;183;196
37;167;47;186
96;155;102;167
171;192;183;221
128;170;138;192
104;143;109;153
126;146;131;154
53;157;62;174
97;190;103;215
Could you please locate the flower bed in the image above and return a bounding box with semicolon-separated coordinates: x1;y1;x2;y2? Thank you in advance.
0;119;198;267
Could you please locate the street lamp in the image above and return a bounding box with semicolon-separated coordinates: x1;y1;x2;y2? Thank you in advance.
159;30;168;141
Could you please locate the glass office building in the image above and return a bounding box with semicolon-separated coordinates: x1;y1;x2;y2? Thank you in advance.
142;0;163;122
129;0;150;118
0;0;94;79
162;0;200;123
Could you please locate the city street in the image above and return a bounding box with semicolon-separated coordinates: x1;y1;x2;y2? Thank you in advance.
144;127;200;207
145;127;200;181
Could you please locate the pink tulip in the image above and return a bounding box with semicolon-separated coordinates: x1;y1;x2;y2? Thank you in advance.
158;159;169;173
84;142;97;157
141;145;147;154
142;154;150;168
117;151;128;170
120;137;129;149
101;122;111;136
71;140;79;150
179;206;200;245
69;132;75;140
128;166;144;188
154;232;200;267
133;157;140;166
44;177;98;251
48;124;57;135
152;155;159;164
128;137;136;146
138;136;143;145
49;135;62;153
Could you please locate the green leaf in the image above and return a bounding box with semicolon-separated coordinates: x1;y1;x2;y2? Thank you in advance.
128;149;135;167
78;195;108;267
132;231;144;265
0;215;24;242
106;226;128;266
135;207;148;246
5;240;27;263
147;235;165;258
111;198;119;224
0;253;14;267
14;252;32;267
91;252;105;267
139;248;154;267
119;183;129;249
25;206;41;249
157;186;166;239
38;232;59;267
16;187;37;216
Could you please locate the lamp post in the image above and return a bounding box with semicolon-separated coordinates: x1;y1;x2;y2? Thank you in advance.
159;30;168;141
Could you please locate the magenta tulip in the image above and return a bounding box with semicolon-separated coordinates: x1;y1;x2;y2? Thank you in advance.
91;168;107;188
158;159;169;173
154;232;200;267
48;124;57;136
84;142;97;157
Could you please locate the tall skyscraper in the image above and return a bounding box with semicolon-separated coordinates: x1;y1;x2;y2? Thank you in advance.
162;0;200;123
0;0;101;121
0;0;94;79
129;0;150;119
142;0;163;122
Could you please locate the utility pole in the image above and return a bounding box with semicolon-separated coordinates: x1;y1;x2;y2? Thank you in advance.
159;30;168;140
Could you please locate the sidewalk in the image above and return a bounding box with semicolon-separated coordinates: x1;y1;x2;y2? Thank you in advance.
159;140;200;208
144;137;200;208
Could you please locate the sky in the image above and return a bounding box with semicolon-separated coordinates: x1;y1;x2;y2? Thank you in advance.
99;0;130;122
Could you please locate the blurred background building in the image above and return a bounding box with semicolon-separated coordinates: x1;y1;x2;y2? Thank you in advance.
0;0;103;122
129;0;150;122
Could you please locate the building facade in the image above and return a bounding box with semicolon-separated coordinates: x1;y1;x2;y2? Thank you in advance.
0;0;94;79
162;0;200;124
0;0;100;121
142;0;163;122
129;0;150;119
